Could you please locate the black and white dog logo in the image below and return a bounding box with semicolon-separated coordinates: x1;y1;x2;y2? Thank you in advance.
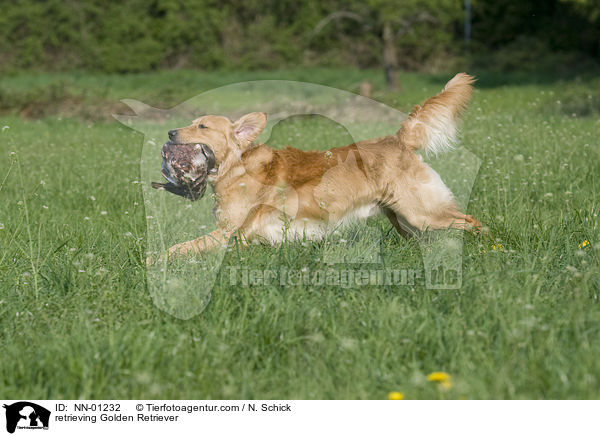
3;402;50;433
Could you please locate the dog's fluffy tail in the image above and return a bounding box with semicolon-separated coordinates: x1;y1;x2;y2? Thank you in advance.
397;73;475;155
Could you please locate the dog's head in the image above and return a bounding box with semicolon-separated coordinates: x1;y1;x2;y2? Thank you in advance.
167;112;267;172
153;112;267;200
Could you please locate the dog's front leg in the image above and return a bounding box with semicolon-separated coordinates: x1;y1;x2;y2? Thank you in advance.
145;229;236;265
167;228;233;257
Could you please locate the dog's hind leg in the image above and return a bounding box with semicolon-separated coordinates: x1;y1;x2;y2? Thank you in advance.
387;201;482;234
424;210;482;233
382;207;417;239
384;162;482;235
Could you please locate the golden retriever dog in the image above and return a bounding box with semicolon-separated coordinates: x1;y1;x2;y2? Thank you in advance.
163;73;481;258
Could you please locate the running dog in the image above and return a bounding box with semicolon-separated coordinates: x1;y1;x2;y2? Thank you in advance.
160;73;481;258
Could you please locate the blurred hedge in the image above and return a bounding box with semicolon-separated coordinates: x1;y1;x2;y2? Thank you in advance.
0;0;598;73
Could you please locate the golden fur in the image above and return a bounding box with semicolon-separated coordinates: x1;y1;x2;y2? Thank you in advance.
163;73;481;257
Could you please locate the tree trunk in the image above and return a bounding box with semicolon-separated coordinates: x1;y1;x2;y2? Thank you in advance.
382;22;399;90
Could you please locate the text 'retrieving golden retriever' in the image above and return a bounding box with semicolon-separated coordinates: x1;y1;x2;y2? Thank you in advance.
164;73;481;257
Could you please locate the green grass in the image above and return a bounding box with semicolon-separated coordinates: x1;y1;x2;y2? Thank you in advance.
0;69;599;399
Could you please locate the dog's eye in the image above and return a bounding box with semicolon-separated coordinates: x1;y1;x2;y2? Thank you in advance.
198;124;207;129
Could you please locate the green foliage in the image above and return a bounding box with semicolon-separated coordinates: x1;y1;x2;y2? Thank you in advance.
471;0;600;67
2;0;596;73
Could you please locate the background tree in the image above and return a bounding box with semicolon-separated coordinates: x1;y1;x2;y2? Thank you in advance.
0;0;597;73
311;0;459;89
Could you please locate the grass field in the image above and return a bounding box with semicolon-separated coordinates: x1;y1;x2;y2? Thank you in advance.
0;69;599;399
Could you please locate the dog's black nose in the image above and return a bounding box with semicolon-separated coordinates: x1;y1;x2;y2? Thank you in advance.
168;130;177;140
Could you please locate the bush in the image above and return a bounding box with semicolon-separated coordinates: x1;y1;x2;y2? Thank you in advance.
0;0;597;73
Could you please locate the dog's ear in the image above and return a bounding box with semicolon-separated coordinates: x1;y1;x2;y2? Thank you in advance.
233;112;267;148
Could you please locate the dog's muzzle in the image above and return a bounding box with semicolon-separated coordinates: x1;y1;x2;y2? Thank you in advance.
151;142;217;201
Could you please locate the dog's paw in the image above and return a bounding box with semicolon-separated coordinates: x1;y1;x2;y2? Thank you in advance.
465;214;482;227
465;215;490;236
145;251;169;266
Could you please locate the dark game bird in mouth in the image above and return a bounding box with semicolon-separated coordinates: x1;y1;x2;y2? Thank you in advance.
151;142;216;201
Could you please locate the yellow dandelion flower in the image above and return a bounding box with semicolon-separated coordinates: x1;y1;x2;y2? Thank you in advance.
427;372;450;382
578;240;590;249
387;391;404;400
427;372;453;390
491;244;505;252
